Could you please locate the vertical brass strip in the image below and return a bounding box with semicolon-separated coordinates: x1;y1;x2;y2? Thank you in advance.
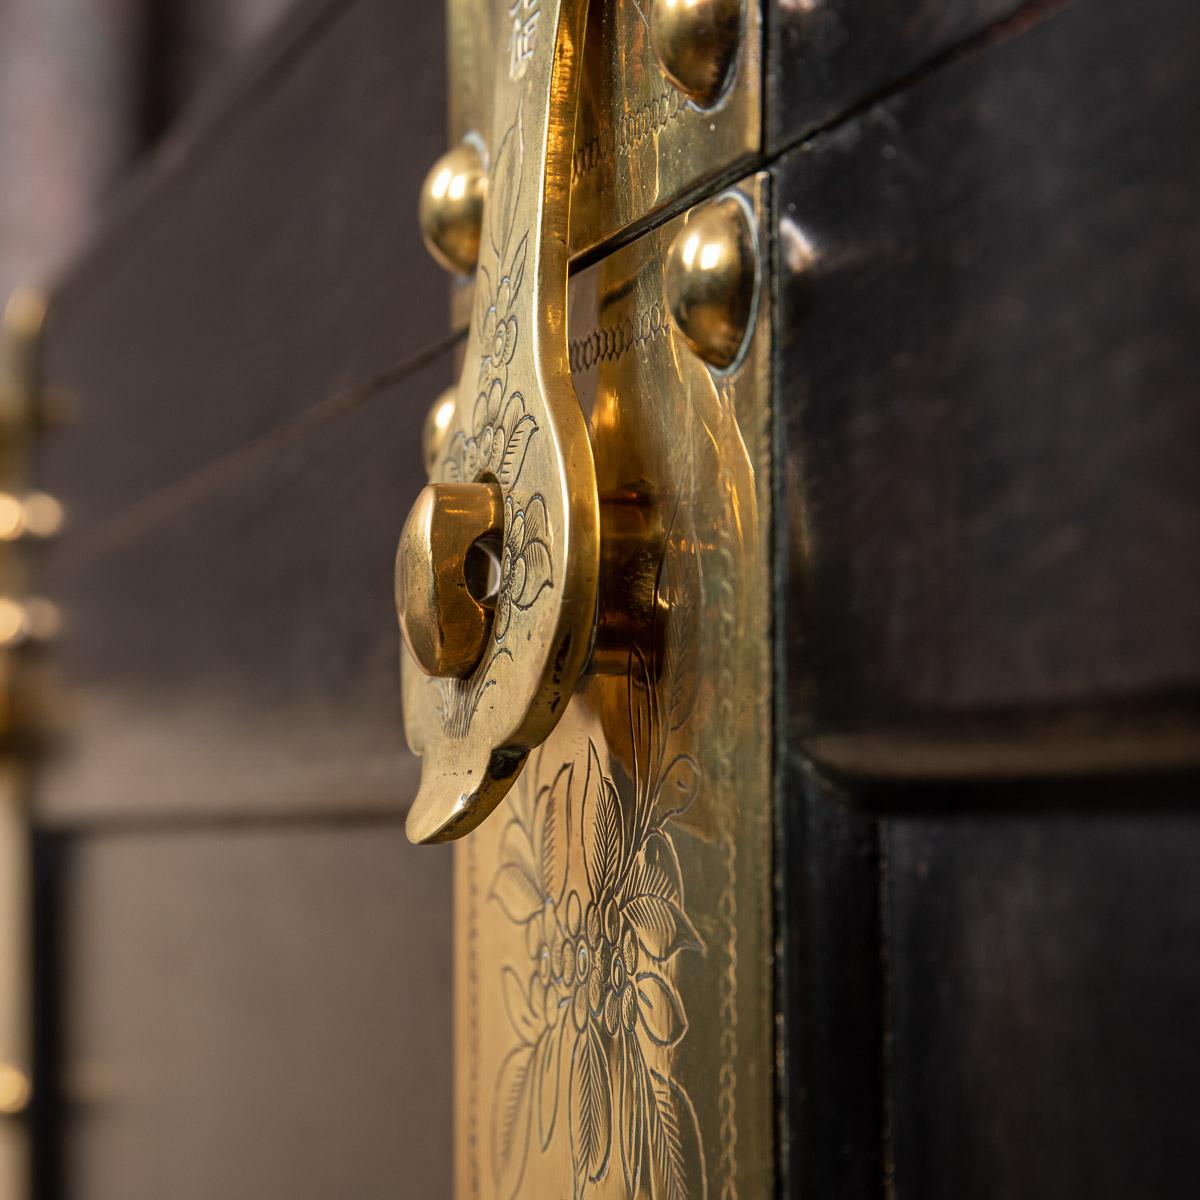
0;763;31;1196
455;173;773;1199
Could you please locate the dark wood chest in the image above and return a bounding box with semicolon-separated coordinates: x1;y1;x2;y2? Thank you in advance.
9;0;1199;1195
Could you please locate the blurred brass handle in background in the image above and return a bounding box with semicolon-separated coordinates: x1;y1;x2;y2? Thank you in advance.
0;289;63;1200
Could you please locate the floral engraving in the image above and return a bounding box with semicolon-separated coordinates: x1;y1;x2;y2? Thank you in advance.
496;493;552;643
437;97;557;735
488;524;708;1199
445;226;536;491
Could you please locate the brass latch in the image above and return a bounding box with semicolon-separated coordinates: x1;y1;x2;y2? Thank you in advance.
397;0;600;844
401;3;774;1194
395;0;761;845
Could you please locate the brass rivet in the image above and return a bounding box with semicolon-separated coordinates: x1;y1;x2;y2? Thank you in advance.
418;141;487;276
0;1064;31;1117
0;492;64;541
422;388;457;475
0;598;28;647
650;0;742;108
665;193;757;370
396;482;504;678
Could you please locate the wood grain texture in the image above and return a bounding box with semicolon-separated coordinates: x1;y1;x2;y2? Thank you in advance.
774;0;1200;775
767;0;1023;151
37;347;453;825
53;824;452;1200
41;0;448;545
886;784;1200;1199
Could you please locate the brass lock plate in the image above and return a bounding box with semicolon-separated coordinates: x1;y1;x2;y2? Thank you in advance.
448;0;761;261
455;174;772;1198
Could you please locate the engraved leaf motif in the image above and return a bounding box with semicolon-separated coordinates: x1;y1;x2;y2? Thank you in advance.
654;754;701;828
501;966;542;1046
568;1023;612;1184
623;829;702;962
623;893;702;964
513;496;552;608
508;231;529;306
635;971;688;1048
535;1017;566;1150
498;411;538;489
538;761;573;907
489;105;524;263
582;742;622;903
499;816;536;884
618;1034;649;1195
493;1043;534;1200
491;861;542;924
627;830;684;908
647;1069;707;1200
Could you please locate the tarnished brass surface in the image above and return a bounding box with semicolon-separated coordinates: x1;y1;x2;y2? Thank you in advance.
401;0;601;845
447;0;761;263
455;175;772;1199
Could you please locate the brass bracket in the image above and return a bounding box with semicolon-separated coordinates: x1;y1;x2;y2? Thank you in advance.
455;175;774;1200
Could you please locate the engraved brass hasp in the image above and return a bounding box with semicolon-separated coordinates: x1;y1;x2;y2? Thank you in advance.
397;0;600;845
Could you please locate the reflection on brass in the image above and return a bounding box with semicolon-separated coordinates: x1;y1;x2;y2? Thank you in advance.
397;482;504;679
0;492;64;542
401;0;601;846
0;1065;30;1118
447;0;761;263
0;290;60;731
591;490;666;679
650;0;744;107
423;388;459;475
665;191;758;370
0;290;44;430
420;140;488;276
456;174;773;1200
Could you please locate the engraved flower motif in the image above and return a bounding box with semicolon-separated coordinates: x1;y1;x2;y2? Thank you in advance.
443;378;538;490
442;218;537;493
489;644;707;1199
481;276;519;377
494;493;553;643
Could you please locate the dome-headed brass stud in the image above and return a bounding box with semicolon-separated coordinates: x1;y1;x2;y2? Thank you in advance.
418;141;487;276
665;192;757;370
422;388;457;475
396;482;503;678
650;0;742;108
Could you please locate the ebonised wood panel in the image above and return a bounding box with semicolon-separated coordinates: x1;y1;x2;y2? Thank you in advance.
37;348;452;825
767;0;1023;151
54;824;452;1200
887;784;1200;1199
41;0;448;545
775;767;883;1199
774;0;1200;776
